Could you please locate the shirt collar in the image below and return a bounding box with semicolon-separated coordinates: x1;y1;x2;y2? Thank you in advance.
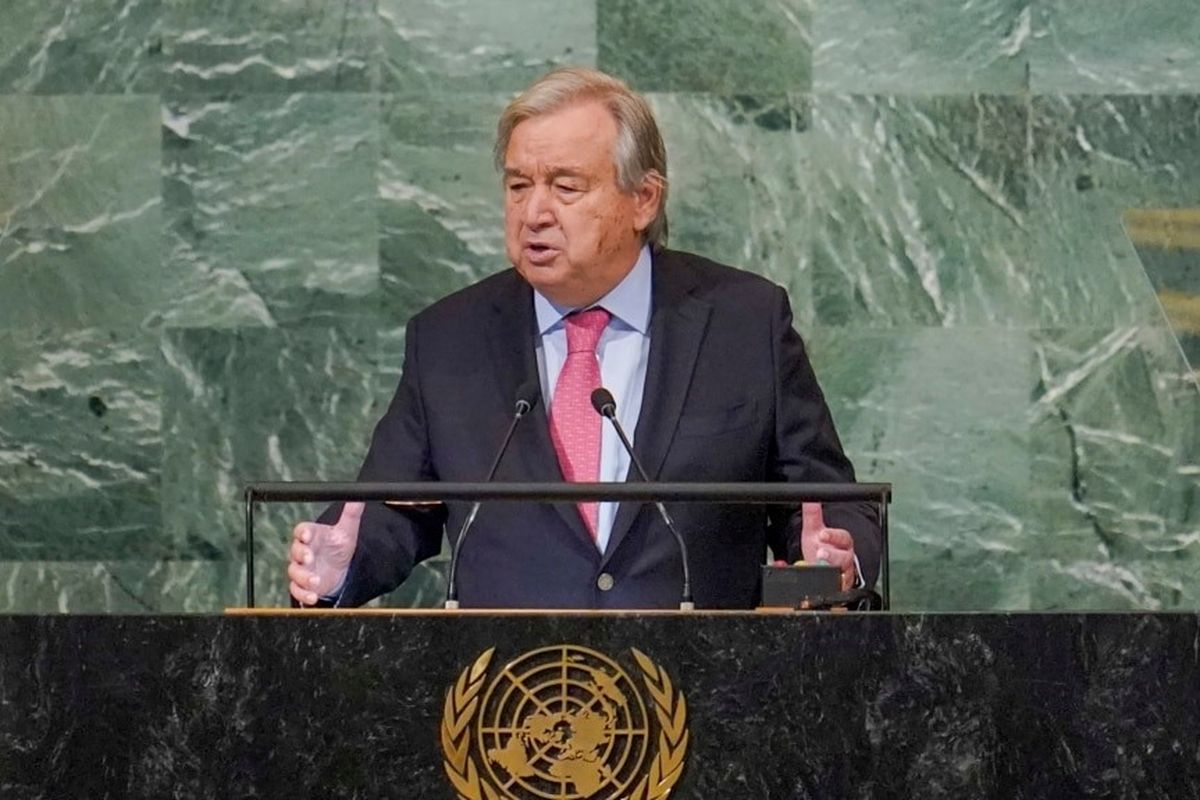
533;245;653;335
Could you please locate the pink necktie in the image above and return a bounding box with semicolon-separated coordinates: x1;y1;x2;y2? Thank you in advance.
550;307;611;539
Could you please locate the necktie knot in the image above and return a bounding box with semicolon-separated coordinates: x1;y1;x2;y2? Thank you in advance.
564;307;611;354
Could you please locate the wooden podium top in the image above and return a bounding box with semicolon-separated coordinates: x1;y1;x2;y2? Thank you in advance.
223;606;797;616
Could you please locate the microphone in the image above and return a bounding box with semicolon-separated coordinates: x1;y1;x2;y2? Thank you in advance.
590;387;695;610
444;381;540;609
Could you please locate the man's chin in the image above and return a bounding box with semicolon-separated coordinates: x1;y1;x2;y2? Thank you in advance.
515;268;586;306
515;259;563;285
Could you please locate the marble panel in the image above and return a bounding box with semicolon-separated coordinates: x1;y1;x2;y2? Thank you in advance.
0;330;161;561
161;0;377;93
805;327;1034;610
1026;95;1200;326
0;560;231;613
379;94;508;326
650;94;813;322
0;0;162;93
379;0;595;94
892;552;1031;612
809;95;1033;327
161;93;379;328
813;0;1031;93
160;325;383;578
598;0;812;93
1031;96;1200;209
1032;0;1200;93
1029;326;1200;610
0;95;162;335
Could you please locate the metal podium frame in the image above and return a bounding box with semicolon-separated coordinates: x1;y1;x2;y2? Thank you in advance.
243;481;892;609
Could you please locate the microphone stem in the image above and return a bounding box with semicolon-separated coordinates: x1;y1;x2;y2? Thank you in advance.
445;406;529;609
604;409;694;610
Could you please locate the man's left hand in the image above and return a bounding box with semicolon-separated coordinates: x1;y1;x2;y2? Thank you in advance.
800;502;857;591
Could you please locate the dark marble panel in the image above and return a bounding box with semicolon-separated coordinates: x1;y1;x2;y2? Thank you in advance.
807;327;1034;610
1027;95;1200;326
161;93;379;328
1032;0;1200;93
0;330;161;561
813;0;1031;93
379;0;595;94
161;0;377;93
0;95;162;335
0;0;163;93
810;95;1032;326
1030;326;1200;610
1;614;1198;798
598;0;812;93
1031;95;1200;214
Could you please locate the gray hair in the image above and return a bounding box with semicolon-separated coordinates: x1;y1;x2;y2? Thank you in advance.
494;67;669;248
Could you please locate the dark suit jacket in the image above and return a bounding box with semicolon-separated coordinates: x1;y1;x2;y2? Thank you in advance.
327;248;880;609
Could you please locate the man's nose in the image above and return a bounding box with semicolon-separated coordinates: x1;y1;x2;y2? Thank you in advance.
522;185;555;228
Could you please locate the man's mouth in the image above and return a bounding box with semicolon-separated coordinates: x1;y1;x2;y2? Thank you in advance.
523;242;560;264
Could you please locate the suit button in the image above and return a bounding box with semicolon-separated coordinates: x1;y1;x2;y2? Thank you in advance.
596;573;615;592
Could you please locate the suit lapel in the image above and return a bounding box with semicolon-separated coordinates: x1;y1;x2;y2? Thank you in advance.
603;251;712;563
486;273;597;552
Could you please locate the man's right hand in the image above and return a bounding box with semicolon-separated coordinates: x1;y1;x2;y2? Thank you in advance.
288;501;364;606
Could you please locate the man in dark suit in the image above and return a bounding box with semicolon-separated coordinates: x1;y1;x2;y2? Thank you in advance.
288;67;879;609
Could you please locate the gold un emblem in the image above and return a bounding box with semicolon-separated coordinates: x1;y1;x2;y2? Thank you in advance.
441;645;689;800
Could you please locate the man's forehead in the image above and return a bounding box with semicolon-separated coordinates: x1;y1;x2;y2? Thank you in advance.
509;101;615;147
505;111;617;179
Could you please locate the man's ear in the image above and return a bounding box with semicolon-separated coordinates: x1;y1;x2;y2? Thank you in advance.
631;171;664;233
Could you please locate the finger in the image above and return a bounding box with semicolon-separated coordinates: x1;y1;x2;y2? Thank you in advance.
337;501;366;529
800;502;825;533
292;522;313;545
841;567;855;592
815;546;854;572
289;540;310;564
287;561;311;585
289;580;318;607
818;527;853;549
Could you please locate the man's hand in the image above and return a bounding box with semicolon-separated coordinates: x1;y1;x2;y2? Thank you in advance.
800;502;857;591
288;502;364;606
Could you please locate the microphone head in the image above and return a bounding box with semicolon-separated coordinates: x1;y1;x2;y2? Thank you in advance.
514;380;541;415
590;387;617;418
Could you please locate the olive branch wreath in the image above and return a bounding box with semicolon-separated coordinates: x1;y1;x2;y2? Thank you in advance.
440;646;688;800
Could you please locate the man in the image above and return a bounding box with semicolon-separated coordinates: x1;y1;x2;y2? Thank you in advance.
288;67;879;609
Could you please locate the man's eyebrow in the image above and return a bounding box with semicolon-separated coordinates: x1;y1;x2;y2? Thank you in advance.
501;167;588;180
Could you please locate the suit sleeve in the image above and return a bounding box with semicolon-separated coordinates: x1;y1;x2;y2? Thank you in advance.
764;286;883;589
317;314;448;607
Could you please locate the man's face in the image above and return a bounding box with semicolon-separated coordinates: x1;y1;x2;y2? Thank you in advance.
503;100;660;307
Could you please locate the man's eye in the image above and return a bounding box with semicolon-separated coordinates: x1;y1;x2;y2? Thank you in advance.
556;184;583;194
507;181;530;192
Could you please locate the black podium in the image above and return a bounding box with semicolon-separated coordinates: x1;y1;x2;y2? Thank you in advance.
2;611;1198;798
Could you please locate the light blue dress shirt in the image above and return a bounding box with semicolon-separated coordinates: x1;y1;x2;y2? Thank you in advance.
533;245;653;553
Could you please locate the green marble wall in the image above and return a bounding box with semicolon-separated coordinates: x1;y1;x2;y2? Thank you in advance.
1;0;1197;612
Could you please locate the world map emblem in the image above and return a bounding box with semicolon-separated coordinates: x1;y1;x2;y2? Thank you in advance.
441;645;689;800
